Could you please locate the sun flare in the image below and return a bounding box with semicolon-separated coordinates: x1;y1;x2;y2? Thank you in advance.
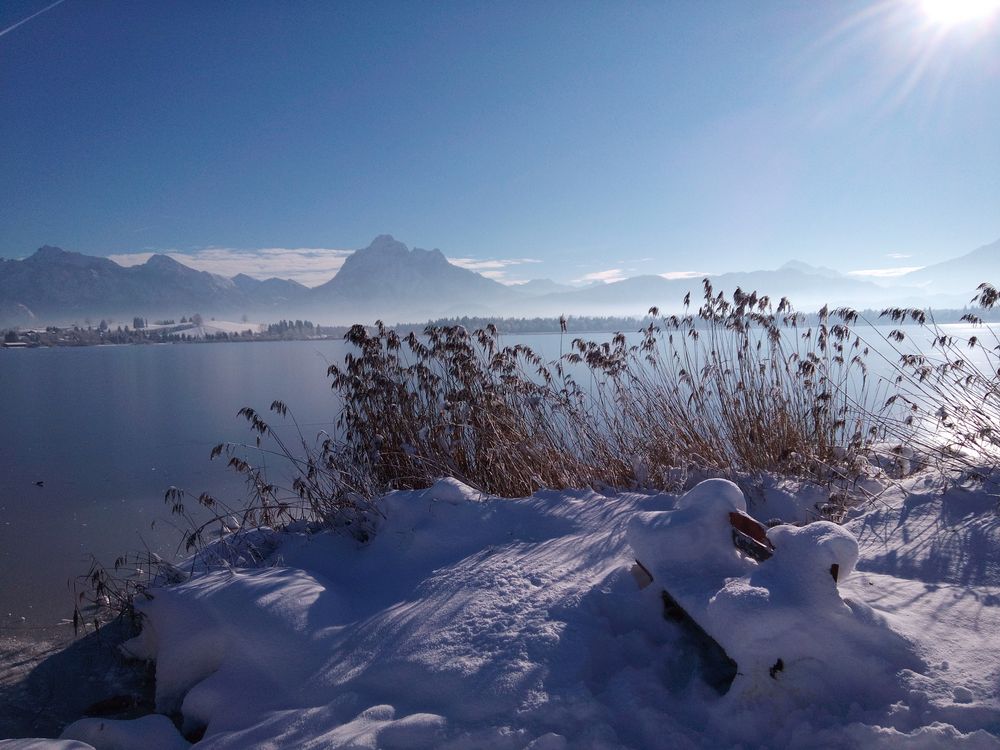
920;0;1000;26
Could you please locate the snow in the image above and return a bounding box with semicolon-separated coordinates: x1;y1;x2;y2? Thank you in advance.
4;473;1000;748
164;321;263;339
60;715;189;750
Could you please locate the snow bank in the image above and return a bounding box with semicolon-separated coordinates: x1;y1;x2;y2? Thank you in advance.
7;475;999;748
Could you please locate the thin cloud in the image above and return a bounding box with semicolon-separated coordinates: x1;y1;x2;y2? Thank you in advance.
847;265;924;278
449;256;542;284
479;270;520;283
659;271;710;280
0;0;66;39
107;247;353;287
886;252;912;260
448;257;541;270
575;268;627;284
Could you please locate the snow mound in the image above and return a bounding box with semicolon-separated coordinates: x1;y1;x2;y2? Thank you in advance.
423;477;491;504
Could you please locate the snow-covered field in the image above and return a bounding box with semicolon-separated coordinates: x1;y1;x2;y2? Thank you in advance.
3;470;999;749
162;321;264;339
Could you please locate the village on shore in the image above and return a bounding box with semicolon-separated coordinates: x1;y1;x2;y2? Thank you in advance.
1;317;345;348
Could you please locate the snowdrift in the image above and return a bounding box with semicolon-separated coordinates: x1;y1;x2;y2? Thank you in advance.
4;475;999;749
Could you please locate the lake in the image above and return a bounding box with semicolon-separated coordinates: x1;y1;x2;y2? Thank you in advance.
0;340;352;638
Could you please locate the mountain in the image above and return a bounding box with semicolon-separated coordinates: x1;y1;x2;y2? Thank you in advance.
123;254;244;311
778;260;842;279
0;246;308;324
895;237;1000;302
1;246;132;316
306;235;518;321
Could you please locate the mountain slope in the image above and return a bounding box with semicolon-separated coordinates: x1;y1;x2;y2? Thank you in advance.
778;260;842;279
233;274;309;306
896;237;1000;299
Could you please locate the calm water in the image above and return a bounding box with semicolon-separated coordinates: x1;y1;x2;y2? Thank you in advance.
0;341;350;636
0;324;987;640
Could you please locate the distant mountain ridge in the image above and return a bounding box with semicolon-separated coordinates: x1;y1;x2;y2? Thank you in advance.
516;267;907;318
511;279;576;296
778;260;843;279
894;237;1000;296
0;235;997;326
0;246;273;323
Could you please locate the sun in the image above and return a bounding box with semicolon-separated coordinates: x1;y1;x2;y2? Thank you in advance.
920;0;1000;26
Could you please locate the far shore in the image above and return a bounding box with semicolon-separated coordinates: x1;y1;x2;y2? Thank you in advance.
2;307;994;350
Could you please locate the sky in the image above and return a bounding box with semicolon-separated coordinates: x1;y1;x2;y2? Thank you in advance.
1;0;999;286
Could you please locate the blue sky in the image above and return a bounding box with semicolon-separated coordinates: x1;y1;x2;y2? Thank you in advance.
1;0;998;286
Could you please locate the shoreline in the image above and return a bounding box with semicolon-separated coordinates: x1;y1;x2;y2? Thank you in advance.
3;310;990;350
